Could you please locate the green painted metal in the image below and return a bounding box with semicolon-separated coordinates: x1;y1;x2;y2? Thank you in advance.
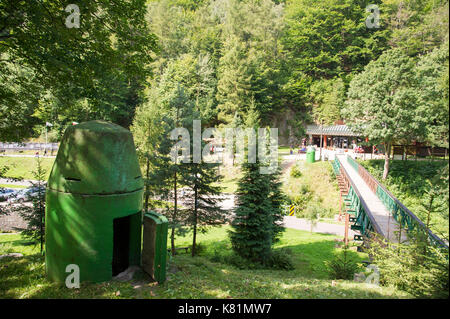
346;155;447;249
331;159;341;175
346;156;359;173
143;211;168;284
336;157;376;239
334;156;378;241
45;120;144;283
306;147;315;163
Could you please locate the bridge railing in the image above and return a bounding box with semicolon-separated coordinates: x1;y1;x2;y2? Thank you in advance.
346;155;448;249
335;157;384;237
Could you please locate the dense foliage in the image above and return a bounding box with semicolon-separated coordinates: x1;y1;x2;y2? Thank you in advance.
1;0;448;147
1;0;157;140
368;233;449;298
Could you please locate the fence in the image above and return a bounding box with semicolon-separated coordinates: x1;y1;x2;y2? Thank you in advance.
392;145;448;158
0;142;59;152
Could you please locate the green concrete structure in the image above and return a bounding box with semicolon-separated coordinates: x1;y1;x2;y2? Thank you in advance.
142;211;168;284
306;146;316;163
45;120;144;283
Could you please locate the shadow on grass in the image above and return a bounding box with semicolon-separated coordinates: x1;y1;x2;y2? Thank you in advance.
0;244;404;299
201;237;364;279
0;253;146;299
155;253;406;299
0;238;35;246
0;232;406;299
0;254;46;298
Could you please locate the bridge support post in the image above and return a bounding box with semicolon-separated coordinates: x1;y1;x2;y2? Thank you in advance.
344;213;349;246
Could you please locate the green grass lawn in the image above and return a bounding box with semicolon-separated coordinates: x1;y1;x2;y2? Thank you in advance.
0;184;27;189
0;227;411;299
0;157;54;180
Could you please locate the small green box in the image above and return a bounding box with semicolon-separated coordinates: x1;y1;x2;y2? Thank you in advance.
306;146;316;163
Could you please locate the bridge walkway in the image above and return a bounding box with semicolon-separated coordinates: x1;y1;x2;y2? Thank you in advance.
336;155;407;243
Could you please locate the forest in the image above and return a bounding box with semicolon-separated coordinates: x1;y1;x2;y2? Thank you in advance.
1;0;448;148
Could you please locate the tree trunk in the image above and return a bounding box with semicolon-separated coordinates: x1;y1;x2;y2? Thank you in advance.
382;142;391;180
426;195;434;230
171;171;178;256
319;133;322;161
39;181;43;254
144;155;150;212
192;184;198;257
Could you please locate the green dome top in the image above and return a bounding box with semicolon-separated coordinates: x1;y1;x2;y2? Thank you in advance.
47;120;144;195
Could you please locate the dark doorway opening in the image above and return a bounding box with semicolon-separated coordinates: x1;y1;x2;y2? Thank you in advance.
112;215;130;276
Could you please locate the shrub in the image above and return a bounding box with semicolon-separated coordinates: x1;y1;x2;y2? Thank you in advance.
304;203;324;232
193;242;206;256
367;233;449;298
325;245;360;280
266;248;295;270
290;165;302;178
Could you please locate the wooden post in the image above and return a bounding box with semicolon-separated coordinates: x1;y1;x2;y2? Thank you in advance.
319;122;323;161
344;213;349;246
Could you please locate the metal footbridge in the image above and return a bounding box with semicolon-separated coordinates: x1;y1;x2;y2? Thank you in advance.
331;154;448;249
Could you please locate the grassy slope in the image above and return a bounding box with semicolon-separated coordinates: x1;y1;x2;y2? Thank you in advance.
0;227;410;299
283;161;341;218
359;160;449;238
0;157;54;180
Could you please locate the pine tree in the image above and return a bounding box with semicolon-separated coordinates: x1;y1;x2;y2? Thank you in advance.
17;156;46;253
132;84;193;256
229;157;273;263
266;163;286;243
181;157;228;256
229;106;286;264
162;85;194;256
